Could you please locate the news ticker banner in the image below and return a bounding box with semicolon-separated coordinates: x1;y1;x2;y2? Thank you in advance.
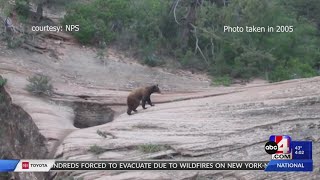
0;160;269;172
0;159;314;172
264;135;313;172
0;135;313;172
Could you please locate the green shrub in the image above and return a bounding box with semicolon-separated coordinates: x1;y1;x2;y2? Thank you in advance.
96;130;107;138
132;124;160;129
269;66;290;82
139;44;163;67
62;0;174;50
0;172;10;179
88;145;106;155
143;54;163;67
0;77;6;103
231;50;275;79
26;75;53;96
137;144;170;153
5;34;25;49
62;0;131;44
15;0;30;21
0;77;7;87
96;48;106;61
269;59;317;82
95;42;108;66
212;76;232;86
62;4;97;44
180;50;198;68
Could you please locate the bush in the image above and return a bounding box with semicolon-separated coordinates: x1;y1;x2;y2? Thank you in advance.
96;43;108;66
5;34;25;49
62;0;131;44
139;44;163;67
62;0;175;50
132;124;160;129
0;172;10;179
212;76;232;86
88;145;106;155
180;50;206;70
0;77;7;104
15;0;30;21
143;54;163;67
269;59;317;82
62;4;99;44
0;77;7;87
228;50;275;80
26;74;53;96
96;130;107;138
137;144;170;153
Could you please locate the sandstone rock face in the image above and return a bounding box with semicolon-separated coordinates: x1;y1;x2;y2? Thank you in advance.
59;78;320;180
0;82;49;180
0;45;319;180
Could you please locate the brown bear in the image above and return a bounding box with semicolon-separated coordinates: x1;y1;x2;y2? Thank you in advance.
127;84;161;115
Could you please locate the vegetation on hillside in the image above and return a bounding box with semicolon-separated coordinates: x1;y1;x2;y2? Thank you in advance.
61;0;320;82
1;0;320;83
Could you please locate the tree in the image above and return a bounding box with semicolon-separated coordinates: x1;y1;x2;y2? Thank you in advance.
172;0;203;50
31;0;46;21
283;0;320;31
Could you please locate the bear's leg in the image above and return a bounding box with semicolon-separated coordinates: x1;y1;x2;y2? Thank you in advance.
147;98;154;106
142;98;147;109
127;108;132;115
133;109;138;112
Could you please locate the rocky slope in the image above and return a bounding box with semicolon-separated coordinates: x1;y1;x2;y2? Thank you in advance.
57;77;320;180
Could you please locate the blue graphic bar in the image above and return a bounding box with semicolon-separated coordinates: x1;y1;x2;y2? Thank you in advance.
0;160;20;172
291;141;312;160
265;159;313;172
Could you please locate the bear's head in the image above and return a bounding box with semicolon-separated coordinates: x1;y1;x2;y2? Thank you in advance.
152;84;161;94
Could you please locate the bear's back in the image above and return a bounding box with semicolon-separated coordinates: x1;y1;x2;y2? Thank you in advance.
128;87;147;100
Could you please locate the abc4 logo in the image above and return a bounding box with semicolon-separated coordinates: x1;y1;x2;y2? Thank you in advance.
265;141;279;154
265;135;291;155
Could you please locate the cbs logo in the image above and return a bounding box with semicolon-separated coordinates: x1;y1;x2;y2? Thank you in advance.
265;141;278;154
